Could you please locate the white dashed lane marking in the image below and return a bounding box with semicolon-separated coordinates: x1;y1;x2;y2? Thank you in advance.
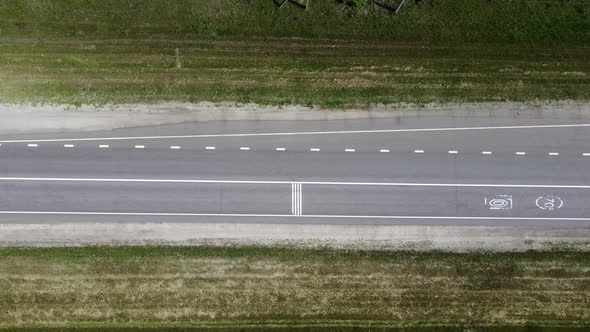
0;142;581;157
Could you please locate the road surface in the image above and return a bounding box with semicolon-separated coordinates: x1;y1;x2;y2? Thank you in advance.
0;113;589;225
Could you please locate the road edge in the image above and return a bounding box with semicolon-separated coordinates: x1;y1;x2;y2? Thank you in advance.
1;222;589;251
1;100;590;134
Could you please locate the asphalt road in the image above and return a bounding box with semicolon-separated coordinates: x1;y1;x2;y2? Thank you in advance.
0;114;589;225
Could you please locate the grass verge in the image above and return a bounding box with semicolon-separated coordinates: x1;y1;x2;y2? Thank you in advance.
0;246;588;329
0;38;589;107
1;1;588;106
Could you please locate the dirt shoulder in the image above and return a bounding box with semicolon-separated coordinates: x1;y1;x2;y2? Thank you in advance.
1;100;590;134
1;222;589;252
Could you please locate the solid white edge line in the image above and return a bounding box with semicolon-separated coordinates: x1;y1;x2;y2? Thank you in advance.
295;183;298;216
2;123;590;143
299;183;303;216
294;183;298;216
0;211;588;221
291;183;295;215
293;183;297;214
297;183;300;215
0;177;589;188
296;184;299;215
296;183;300;216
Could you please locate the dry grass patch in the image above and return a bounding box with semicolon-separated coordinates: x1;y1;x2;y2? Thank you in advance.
0;247;588;329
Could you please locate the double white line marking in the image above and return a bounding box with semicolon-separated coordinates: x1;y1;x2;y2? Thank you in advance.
291;183;303;216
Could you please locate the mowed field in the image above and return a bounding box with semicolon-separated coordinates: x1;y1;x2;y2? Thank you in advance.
0;0;589;107
0;247;589;330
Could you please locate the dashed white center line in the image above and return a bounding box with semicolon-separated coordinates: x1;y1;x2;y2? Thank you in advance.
345;148;356;152
379;149;390;153
310;148;321;152
170;146;181;150
205;146;216;150
99;145;109;149
548;152;559;156
583;153;590;157
515;152;526;155
134;145;145;149
414;150;424;154
482;151;492;155
240;147;251;151
27;144;38;148
448;150;458;154
275;147;286;151
64;144;75;148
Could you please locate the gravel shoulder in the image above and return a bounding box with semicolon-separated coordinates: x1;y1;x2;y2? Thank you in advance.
1;222;589;252
1;100;590;134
